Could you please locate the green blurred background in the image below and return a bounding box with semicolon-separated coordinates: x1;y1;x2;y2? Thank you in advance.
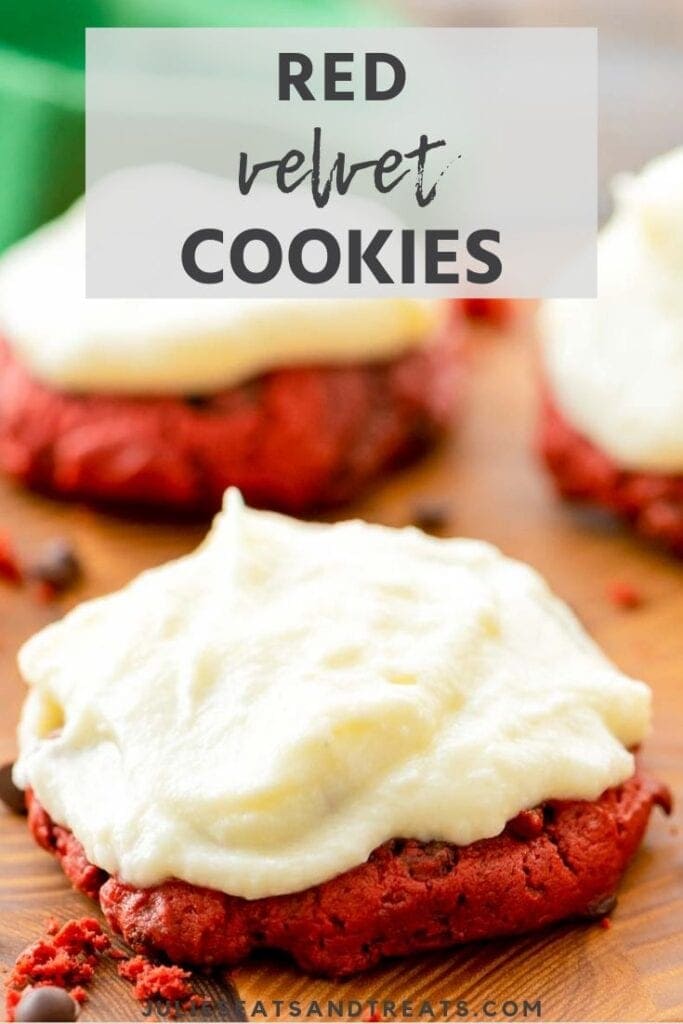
0;0;391;253
1;0;680;253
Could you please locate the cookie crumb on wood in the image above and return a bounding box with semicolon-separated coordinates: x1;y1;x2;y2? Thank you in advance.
117;956;205;1017
606;581;643;610
0;530;22;584
4;918;109;1022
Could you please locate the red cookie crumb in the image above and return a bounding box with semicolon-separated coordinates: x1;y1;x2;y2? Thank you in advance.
600;916;612;930
0;529;22;584
4;917;110;1022
31;580;58;605
118;956;204;1016
606;581;643;610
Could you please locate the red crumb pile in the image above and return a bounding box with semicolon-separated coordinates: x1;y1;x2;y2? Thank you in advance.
117;955;204;1014
4;917;110;1022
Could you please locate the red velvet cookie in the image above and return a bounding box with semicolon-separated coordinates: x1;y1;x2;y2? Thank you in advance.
538;393;683;554
0;324;463;515
26;770;670;978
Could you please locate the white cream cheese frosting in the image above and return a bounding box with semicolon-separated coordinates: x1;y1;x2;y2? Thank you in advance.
14;490;650;900
0;201;442;396
540;146;683;472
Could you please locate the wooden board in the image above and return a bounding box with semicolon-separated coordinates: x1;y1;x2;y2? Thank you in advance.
1;319;681;1021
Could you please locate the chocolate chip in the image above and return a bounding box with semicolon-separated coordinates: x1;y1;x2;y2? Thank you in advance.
15;986;78;1022
29;540;81;592
584;893;618;920
411;500;451;535
0;762;26;815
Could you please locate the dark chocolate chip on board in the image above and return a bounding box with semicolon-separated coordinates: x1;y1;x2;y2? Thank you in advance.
411;499;451;534
15;986;79;1022
0;762;26;814
29;539;82;591
584;892;618;919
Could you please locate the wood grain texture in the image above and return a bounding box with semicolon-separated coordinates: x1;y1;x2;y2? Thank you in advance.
0;318;681;1021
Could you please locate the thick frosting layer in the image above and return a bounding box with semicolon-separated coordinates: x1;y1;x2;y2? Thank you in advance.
0;201;442;395
15;491;650;900
541;147;683;472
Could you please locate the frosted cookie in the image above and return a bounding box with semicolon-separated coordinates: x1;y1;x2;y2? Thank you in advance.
539;148;683;552
0;202;460;513
14;492;669;975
